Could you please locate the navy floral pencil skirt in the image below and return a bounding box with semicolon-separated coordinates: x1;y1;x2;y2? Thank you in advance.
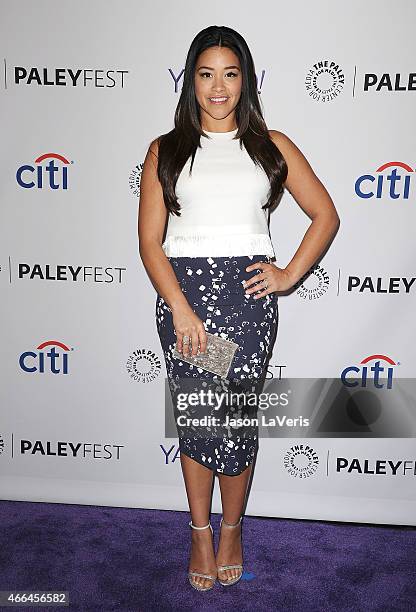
155;254;279;476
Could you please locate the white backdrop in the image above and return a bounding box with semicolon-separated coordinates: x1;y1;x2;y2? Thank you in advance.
1;0;415;526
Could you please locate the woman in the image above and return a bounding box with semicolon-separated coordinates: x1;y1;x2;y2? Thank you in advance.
138;25;339;591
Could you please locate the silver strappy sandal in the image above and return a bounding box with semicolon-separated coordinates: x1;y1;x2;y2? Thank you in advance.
188;520;217;591
217;516;244;586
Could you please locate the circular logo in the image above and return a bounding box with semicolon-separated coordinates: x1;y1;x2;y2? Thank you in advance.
305;59;345;102
127;348;162;383
129;162;143;198
294;263;330;300
283;444;319;478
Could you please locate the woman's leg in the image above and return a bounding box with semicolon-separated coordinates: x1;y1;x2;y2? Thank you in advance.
180;453;217;589
216;463;252;582
211;254;277;582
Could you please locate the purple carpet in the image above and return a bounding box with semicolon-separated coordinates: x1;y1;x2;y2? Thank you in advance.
0;500;415;611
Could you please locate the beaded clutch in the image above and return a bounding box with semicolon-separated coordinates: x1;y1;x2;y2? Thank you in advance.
172;332;239;378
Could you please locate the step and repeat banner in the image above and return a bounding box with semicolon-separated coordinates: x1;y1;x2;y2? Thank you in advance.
1;1;415;525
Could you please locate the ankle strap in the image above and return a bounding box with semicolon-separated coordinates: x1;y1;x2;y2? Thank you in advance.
220;516;243;528
189;520;211;530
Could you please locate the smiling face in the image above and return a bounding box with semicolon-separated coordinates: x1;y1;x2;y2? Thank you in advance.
194;45;242;132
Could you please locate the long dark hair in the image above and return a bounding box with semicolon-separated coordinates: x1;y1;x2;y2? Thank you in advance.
157;25;288;217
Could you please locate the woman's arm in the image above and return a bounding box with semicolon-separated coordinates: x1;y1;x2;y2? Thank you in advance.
244;130;340;300
245;130;340;297
270;130;340;285
138;138;188;309
138;138;207;356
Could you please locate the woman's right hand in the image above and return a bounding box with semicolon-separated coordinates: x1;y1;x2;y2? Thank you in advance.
172;305;207;357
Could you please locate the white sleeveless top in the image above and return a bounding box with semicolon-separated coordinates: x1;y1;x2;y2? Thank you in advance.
161;127;275;258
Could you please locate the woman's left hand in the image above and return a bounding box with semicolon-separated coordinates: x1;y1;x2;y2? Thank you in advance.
243;261;295;298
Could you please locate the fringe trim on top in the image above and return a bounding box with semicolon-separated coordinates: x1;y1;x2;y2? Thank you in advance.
162;233;275;258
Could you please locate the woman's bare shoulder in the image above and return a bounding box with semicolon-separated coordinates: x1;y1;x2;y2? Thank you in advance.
268;129;298;153
268;129;312;168
148;129;173;159
148;135;161;160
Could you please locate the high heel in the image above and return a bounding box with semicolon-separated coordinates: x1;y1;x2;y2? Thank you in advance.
188;521;217;591
217;516;243;586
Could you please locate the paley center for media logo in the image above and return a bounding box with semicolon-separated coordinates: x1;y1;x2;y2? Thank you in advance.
305;62;414;101
126;348;162;383
129;160;143;199
284;443;319;478
282;445;415;479
355;161;413;201
16;153;72;190
292;263;330;300
305;59;345;102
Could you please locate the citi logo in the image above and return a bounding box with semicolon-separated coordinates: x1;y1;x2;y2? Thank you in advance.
16;153;72;190
19;340;73;374
340;354;397;389
355;161;412;200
